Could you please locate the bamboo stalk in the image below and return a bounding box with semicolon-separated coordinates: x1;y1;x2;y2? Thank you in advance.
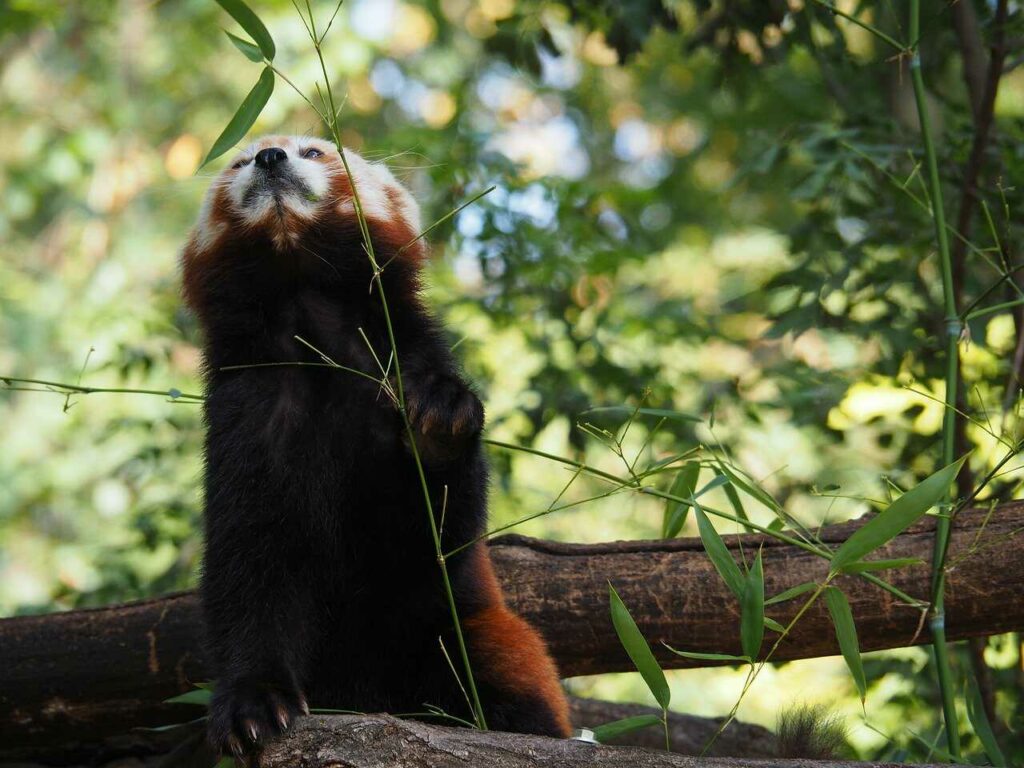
907;0;962;756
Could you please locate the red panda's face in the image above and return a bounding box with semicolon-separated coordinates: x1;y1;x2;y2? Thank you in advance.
182;135;426;317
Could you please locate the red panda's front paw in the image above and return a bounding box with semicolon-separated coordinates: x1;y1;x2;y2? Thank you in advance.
405;374;483;463
207;677;309;757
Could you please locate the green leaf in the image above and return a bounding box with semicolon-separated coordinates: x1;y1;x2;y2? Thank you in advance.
765;581;818;605
164;688;212;706
715;463;750;529
662;461;699;538
214;0;275;60
663;645;749;663
763;616;786;633
830;458;965;575
694;504;745;598
718;463;781;512
824;587;866;705
224;29;263;62
202;66;275;167
695;473;729;498
591;714;664;743
840;557;923;573
740;550;765;660
214;758;235;768
967;674;1006;766
609;583;670;709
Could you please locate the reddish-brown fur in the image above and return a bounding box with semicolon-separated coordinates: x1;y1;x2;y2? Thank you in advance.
463;544;572;736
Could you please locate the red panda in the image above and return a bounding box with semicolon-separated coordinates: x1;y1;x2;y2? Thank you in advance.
181;135;571;756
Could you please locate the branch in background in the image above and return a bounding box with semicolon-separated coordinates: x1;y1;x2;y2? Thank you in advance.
951;0;987;120
950;0;1009;498
2;506;1023;754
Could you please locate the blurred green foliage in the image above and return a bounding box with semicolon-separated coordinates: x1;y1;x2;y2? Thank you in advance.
1;0;1022;761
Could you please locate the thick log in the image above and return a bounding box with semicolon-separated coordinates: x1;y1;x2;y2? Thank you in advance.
256;713;936;768
1;504;1022;754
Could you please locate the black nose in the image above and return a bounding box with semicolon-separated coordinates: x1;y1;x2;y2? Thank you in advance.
255;147;287;170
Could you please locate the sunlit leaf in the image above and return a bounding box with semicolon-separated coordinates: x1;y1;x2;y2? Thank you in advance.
740;550;764;660
609;583;670;709
214;0;275;60
694;504;744;598
662;461;699;538
824;586;866;705
830;458;965;575
224;29;263;62
591;714;663;743
202;66;274;167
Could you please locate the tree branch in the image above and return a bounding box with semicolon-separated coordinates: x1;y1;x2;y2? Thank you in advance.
1;505;1022;754
256;713;943;768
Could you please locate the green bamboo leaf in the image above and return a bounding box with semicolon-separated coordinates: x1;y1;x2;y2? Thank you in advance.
967;675;1006;766
694;504;745;598
830;457;965;575
841;557;923;574
224;29;263;62
202;66;275;167
214;0;275;60
765;581;818;605
718;463;781;512
662;461;699;538
715;463;750;529
591;714;664;743
215;758;235;768
695;473;729;499
609;583;670;709
740;550;765;660
164;688;212;706
763;616;786;633
824;587;866;705
663;645;749;663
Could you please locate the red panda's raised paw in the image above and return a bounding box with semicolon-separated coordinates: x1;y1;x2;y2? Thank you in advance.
404;373;484;464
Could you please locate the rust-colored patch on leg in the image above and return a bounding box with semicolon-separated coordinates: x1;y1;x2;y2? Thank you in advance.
462;545;571;737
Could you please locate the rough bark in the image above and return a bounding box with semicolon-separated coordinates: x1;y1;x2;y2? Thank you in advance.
256;713;939;768
1;504;1022;754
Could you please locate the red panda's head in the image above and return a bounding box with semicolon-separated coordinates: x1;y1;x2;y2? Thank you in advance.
182;135;425;322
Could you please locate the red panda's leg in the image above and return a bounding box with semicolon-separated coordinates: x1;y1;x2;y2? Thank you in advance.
460;545;571;738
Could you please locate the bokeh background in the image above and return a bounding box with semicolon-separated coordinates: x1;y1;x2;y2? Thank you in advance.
2;0;1022;761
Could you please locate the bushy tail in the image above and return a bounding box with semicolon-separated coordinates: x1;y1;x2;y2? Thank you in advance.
777;704;848;759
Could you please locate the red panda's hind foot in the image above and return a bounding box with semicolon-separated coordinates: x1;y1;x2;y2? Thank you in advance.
207;675;309;757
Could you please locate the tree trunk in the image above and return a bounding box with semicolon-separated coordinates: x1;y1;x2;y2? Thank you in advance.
1;504;1022;755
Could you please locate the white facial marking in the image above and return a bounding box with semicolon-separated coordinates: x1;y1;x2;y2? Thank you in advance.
192;136;423;249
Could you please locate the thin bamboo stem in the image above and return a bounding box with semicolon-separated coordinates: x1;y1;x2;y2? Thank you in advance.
908;0;962;755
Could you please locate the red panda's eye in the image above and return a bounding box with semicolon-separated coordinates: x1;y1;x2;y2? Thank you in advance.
231;158;251;170
302;148;323;159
